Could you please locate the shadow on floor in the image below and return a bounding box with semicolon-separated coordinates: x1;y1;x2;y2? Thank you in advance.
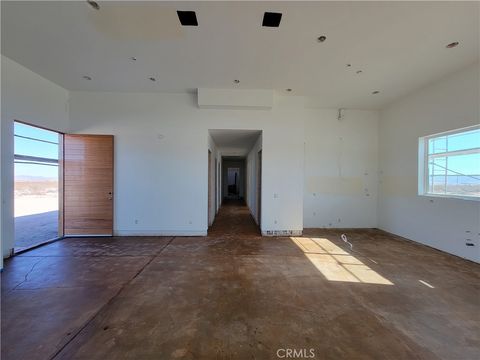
15;210;59;251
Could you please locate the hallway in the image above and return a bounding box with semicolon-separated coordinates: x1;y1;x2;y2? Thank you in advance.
208;200;260;238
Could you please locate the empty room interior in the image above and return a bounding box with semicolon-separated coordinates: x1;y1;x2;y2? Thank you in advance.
1;1;479;359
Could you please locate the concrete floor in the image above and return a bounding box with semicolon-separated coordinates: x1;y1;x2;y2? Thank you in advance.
14;210;59;251
1;201;479;359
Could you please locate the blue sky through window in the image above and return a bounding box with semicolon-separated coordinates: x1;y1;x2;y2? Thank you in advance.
428;128;480;176
14;122;59;179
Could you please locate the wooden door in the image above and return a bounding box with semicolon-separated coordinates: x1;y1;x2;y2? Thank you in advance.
64;135;114;235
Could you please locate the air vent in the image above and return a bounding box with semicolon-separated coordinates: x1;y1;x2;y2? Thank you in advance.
262;12;282;27
177;11;198;26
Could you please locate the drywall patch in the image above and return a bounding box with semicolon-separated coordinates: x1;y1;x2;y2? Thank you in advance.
88;4;184;40
380;176;416;196
307;176;363;196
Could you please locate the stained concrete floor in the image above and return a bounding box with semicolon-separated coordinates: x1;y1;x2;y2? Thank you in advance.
1;201;479;359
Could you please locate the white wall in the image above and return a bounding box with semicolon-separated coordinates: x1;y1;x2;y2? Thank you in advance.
378;63;480;262
68;92;305;236
1;56;69;258
5;55;475;262
304;109;379;228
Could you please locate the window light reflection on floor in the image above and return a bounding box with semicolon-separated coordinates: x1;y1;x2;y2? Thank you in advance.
290;237;393;285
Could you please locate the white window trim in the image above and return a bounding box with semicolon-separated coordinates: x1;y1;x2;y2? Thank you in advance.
418;124;480;201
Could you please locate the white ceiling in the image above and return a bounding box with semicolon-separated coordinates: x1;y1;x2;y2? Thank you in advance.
209;129;261;156
2;1;479;109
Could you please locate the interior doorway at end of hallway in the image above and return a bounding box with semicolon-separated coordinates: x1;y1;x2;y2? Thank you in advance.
222;158;246;202
227;167;240;199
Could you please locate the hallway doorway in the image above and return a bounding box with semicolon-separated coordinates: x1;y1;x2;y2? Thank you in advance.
208;129;262;233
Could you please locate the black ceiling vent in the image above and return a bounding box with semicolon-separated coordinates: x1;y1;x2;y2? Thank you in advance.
262;12;282;27
177;11;198;26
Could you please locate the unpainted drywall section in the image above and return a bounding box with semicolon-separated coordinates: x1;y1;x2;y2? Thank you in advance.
378;63;480;263
1;56;69;258
303;109;379;228
68;92;305;235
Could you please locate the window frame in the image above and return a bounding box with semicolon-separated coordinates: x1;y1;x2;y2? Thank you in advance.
418;125;480;201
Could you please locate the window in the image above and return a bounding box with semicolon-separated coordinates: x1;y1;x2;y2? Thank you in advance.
14;121;61;251
419;125;480;199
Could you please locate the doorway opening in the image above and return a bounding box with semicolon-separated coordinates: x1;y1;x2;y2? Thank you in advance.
224;160;245;201
227;167;240;198
14;121;62;252
207;129;262;233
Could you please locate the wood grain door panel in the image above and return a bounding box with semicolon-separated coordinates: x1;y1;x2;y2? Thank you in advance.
64;134;114;235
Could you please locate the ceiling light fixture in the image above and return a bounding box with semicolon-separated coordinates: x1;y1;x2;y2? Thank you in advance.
149;77;156;82
286;88;292;92
356;70;363;74
130;57;137;61
82;75;92;80
446;41;459;48
233;79;240;84
372;90;380;95
86;0;100;10
346;64;352;67
317;35;327;43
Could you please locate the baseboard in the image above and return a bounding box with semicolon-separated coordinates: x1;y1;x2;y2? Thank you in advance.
114;230;207;236
262;230;303;236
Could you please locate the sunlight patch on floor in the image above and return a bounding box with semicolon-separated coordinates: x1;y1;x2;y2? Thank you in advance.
290;237;393;285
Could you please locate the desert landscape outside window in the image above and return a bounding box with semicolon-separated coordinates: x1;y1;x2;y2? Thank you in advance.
14;121;61;251
419;125;480;199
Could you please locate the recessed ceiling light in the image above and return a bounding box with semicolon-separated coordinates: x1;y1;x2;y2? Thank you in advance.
130;57;137;61
317;35;327;43
262;12;282;27
177;11;198;26
233;79;240;84
286;88;292;92
372;90;380;95
86;0;100;10
446;41;459;48
356;70;363;74
149;77;156;82
346;64;352;67
82;75;92;80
